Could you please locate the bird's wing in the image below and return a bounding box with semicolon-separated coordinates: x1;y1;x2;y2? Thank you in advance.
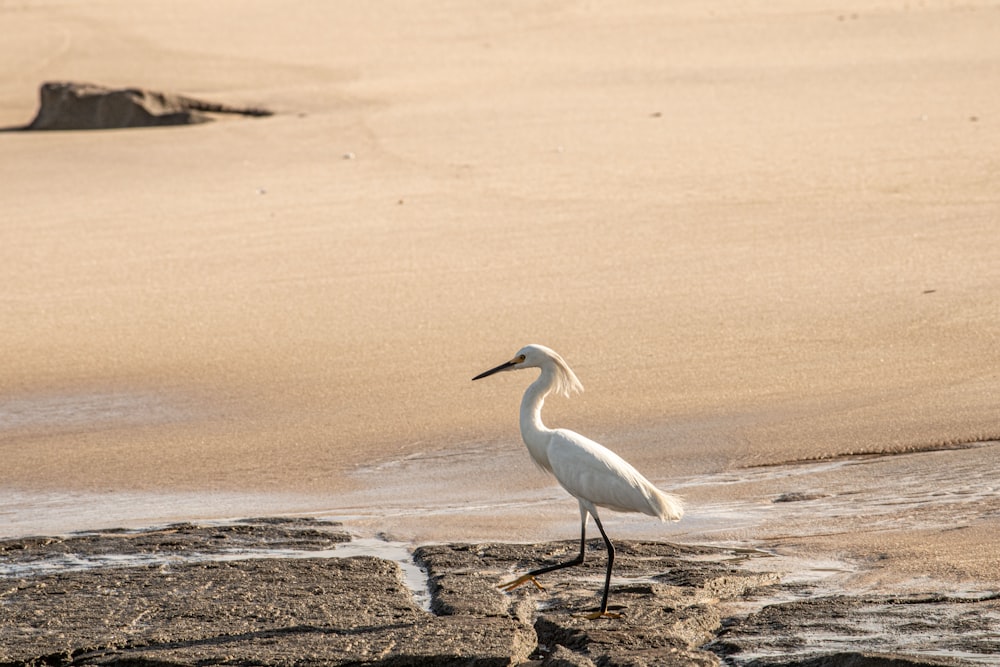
546;428;670;517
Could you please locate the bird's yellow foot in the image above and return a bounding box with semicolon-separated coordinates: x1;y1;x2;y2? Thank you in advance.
498;574;545;592
581;610;622;620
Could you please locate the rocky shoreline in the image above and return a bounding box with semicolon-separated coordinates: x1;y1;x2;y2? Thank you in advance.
1;518;996;666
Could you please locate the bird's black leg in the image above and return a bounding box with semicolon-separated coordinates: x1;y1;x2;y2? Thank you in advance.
525;518;587;576
586;513;620;618
498;514;588;592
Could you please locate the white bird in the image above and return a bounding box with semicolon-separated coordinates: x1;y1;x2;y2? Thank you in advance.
472;344;683;619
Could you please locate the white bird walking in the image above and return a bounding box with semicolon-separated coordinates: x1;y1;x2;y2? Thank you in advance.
472;344;683;619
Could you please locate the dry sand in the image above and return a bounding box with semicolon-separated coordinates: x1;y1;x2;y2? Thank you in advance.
1;1;998;591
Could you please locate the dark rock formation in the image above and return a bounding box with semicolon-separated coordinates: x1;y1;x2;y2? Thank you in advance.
23;81;272;130
1;520;996;666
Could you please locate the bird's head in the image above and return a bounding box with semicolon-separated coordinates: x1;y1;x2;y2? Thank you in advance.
472;344;583;397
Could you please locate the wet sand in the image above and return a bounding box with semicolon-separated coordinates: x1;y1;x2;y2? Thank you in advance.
2;0;999;604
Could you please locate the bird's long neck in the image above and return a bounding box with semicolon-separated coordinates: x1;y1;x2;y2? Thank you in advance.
519;366;557;472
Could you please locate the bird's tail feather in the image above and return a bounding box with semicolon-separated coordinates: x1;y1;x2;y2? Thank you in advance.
649;487;684;522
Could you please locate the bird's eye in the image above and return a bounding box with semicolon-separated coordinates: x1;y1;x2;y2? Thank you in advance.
517;354;526;362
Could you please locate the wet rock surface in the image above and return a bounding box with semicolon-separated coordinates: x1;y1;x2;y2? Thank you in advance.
0;517;350;576
1;519;997;666
413;540;764;666
709;592;1000;666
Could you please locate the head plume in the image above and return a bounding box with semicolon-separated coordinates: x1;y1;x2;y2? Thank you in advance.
518;344;584;398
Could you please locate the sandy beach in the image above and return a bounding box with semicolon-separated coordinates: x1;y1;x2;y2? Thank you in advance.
2;0;999;605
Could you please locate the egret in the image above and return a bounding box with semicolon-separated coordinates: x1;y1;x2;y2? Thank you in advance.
472;344;683;619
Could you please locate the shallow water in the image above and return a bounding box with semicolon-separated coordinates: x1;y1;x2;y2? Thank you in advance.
674;441;1000;541
0;488;317;539
313;439;1000;548
5;440;998;542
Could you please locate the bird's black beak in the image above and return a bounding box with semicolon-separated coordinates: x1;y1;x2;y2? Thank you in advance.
472;359;517;381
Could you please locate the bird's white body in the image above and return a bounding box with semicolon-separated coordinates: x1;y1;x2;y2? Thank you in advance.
514;345;683;523
548;429;682;519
